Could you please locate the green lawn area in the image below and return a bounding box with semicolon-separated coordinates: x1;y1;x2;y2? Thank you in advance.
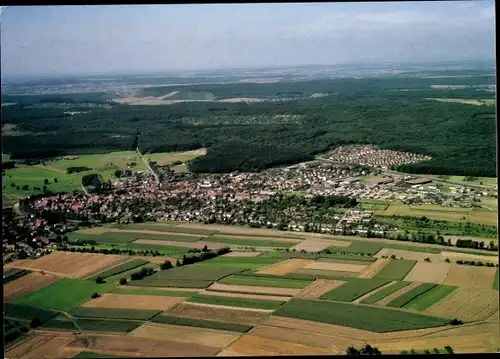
387;283;437;308
274;299;450;332
219;274;311;289
320;278;391;302
373;260;417;281
402;285;457;311
204;236;295;248
11;279;117;311
360;281;411;305
188;294;284;310
151;315;252;333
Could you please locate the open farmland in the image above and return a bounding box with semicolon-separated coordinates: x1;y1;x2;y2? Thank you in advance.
320;278;391;302
274;299;450;332
6;251;126;278
133;238;230;249
291;238;350;252
110;287;197;297
297;279;346;299
303;261;368;273
256;258;313;275
166;302;268;325
107;229;205;241
188;294;285;310
373;259;417;281
113;222;217;235
443;264;497;289
425;287;499;321
4;303;59;324
403;285;457;311
376;282;423;306
219;274;311;289
5;331;79;359
333;241;383;255
292;268;358;280
207;282;301;296
86;259;149;280
3;268;31;284
11;278;116;311
198;289;291;302
130;322;240;348
440;250;499;264
403;262;451;284
357;258;391;278
4;272;60;302
150;314;252;333
360;281;411;305
80;293;186;310
203;236;295;248
387;283;437;308
70;307;160;320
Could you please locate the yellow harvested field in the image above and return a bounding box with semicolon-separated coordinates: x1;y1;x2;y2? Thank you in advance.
80;293;186;310
222;251;263;257
68;332;219;357
293;268;358;277
4;272;59;302
372;322;499;354
130;322;241;348
167;302;268;325
214;234;300;244
440;251;498;264
376;282;423;306
224;334;332;356
297;279;346;299
303;261;368;273
403;262;451;284
375;248;442;262
357;259;391;279
291;238;350;252
134;239;229;249
208;282;301;296
256;258;313;275
5;331;77;359
198;289;290;302
425;287;499;321
6;251;125;278
443;265;497;289
109;228;202;237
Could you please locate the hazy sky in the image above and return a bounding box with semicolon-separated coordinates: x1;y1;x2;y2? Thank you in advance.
0;1;495;76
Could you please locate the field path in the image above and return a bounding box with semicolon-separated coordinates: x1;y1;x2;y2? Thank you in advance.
352;281;398;304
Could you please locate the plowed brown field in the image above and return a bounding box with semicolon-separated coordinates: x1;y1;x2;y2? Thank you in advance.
4;272;59;302
5;331;76;359
224;334;332;356
357;259;391;279
6;252;125;278
256;259;313;275
425;287;499;321
80;293;186;310
297;279;346;299
208;282;301;296
130;322;241;348
403;262;451;284
443;265;497;289
166;302;269;325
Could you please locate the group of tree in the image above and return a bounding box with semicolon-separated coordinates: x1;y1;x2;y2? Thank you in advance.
57;245;164;257
67;166;92;174
456;259;497;267
177;246;231;266
346;344;381;355
130;267;155;280
400;346;454;355
456;238;498;251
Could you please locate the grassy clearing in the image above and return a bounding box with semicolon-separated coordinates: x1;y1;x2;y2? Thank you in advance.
387;283;437;308
274;299;450;332
87;259;149;280
203;236;295;248
70;307;161;320
402;285;457;311
4;303;59;324
360;281;411;305
110;287;196;297
188;294;284;310
151;315;253;332
11;279;117;311
373;260;417;281
113;222;217;235
219;274;311;289
320;278;391;302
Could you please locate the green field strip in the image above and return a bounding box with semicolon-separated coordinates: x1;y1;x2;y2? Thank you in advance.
40;314;79;331
150;315;253;332
127;279;213;289
112;223;217;235
139;264;243;281
203;236;295;248
188;294;284;310
278;252;320;260
333;242;383;255
320;278;391;302
104;263;158;284
387;283;438;308
4;303;59;324
274;299;450;332
110;287;196;297
87;259;150;280
373;260;417;281
11;279;117;311
316;257;374;265
205;288;294;297
402;285;457;311
76;317;143;332
381;242;443;254
360;281;411;305
70;307;161;320
219;274;311;289
494;269;499;290
195;256;283;270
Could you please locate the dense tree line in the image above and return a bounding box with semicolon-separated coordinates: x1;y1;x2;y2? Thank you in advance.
2;76;496;176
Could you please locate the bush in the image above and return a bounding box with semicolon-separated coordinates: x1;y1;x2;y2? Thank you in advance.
160;260;173;270
91;292;101;299
119;278;127;285
95;276;105;284
30;317;41;328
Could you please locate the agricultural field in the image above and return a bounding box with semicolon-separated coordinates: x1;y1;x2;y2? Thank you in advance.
320;278;391;302
360;281;411;305
387;283;437;308
402;285;457;311
219;274;311;289
187;294;285;310
86;259;149;280
4;272;60;302
150;315;252;332
373;259;417;281
70;307;161;320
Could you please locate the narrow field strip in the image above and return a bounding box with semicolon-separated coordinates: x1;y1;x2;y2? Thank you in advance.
150;315;253;333
256;259;313;275
188;294;285;310
387;283;437;308
376;282;422;306
360;281;411;305
208;282;301;296
219;274;311;289
357;259;391;279
304;261;367;273
373;259;417;281
110;287;198;297
81;293;186;311
353;281;398;304
70;307;161;321
403;285;457;311
297;279;346;299
197;290;291;302
320;278;391;302
86;259;149;280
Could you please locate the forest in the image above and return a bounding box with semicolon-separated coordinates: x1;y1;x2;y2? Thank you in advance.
1;75;496;176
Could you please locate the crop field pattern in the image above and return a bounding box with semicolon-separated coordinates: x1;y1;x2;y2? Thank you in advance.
320;278;391;302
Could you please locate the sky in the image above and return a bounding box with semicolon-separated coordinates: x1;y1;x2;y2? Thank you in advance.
0;1;495;76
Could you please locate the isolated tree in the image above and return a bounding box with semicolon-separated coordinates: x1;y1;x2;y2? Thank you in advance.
202;245;209;252
424;257;431;262
119;278;127;285
432;348;440;354
95;276;105;284
54;177;58;183
445;258;450;263
424;349;431;354
43;178;49;185
160;260;173;270
91;292;100;299
21;184;29;190
444;346;454;354
391;255;396;259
